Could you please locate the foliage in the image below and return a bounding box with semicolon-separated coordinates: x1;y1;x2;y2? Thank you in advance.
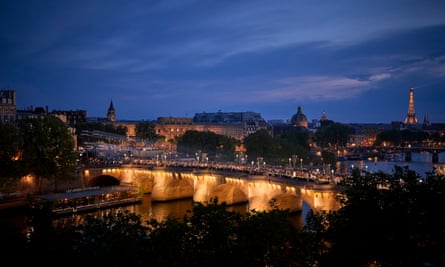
374;128;430;146
243;128;310;165
19;116;77;192
308;166;445;267
320;150;336;166
314;122;353;148
243;129;277;163
0;122;25;186
177;130;238;161
374;129;402;146
76;121;128;136
276;128;310;160
25;199;324;266
135;120;161;140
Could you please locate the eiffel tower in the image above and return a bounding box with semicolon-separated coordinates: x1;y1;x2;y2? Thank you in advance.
403;87;418;125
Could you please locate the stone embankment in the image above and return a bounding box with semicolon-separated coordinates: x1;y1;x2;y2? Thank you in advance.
0;196;28;210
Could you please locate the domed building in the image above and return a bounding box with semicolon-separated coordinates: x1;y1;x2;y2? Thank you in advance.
290;106;308;128
320;111;328;122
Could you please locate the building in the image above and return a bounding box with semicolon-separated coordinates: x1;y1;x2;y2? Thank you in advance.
155;111;272;142
51;109;87;127
290;106;308;128
0;89;16;123
106;100;116;122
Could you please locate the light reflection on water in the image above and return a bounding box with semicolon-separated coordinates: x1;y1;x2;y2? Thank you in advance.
53;194;306;229
10;152;444;241
337;152;445;178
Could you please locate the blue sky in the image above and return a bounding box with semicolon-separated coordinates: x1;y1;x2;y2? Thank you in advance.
1;0;445;123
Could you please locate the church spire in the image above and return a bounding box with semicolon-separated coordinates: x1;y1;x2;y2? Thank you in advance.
403;87;418;125
107;99;116;121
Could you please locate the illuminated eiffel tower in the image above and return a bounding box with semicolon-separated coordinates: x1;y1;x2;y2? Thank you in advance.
403;87;418;125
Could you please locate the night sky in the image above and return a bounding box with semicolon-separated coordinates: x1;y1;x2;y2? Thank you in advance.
1;1;445;123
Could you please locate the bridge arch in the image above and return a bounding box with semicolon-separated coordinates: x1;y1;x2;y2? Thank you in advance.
88;175;120;187
211;183;249;206
80;166;343;212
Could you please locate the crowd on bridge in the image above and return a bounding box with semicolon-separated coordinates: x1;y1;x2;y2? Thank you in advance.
83;156;350;186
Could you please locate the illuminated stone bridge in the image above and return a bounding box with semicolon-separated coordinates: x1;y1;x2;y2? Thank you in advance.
80;166;345;213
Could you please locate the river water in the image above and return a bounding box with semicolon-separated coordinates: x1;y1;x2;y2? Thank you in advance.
51;193;309;230
2;151;443;244
336;151;445;178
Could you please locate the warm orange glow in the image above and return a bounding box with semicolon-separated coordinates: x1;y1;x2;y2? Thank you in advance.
21;174;34;185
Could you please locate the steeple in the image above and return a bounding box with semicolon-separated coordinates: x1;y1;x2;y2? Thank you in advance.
423;114;430;128
403;87;418;125
106;99;116;121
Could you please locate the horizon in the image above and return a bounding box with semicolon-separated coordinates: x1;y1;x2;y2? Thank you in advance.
14;95;440;125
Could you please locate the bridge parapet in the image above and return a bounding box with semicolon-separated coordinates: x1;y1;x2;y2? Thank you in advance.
80;166;344;212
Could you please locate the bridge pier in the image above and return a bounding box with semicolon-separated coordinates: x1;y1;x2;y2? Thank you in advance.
82;166;343;212
405;151;412;162
404;149;441;163
432;150;439;163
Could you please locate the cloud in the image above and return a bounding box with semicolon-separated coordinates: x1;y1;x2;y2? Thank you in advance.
12;1;445;72
369;73;392;81
225;73;395;105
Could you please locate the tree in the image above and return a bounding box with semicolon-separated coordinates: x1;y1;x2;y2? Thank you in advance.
276;128;310;164
375;129;430;147
177;130;238;161
19;116;77;193
374;129;402;146
25;199;325;266
243;129;277;163
315;122;353;148
135;120;160;140
309;166;445;266
0;122;25;190
76;121;127;136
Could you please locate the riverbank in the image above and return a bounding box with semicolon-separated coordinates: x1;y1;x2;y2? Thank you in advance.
0;197;28;211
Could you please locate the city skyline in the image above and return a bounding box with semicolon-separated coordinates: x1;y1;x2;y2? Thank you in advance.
1;1;445;123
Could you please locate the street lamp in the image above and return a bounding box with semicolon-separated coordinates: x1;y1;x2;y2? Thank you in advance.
300;158;303;170
289;157;291;168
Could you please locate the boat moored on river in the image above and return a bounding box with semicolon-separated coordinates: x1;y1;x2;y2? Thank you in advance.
32;185;142;216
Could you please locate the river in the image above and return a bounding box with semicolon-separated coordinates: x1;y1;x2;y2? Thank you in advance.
336;151;445;178
2;151;443;245
51;194;309;228
1;193;310;247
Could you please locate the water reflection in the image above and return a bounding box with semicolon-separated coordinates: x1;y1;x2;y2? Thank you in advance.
52;194;305;229
337;152;445;178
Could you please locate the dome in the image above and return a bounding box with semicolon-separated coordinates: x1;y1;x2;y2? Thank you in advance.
320;111;328;121
290;106;308;128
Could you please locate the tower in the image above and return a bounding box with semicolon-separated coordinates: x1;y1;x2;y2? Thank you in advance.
106;100;116;121
403;87;418;125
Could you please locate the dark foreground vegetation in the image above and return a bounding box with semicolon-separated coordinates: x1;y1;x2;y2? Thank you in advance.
6;166;445;267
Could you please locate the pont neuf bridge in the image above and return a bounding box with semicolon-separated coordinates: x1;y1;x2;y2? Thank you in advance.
80;165;345;213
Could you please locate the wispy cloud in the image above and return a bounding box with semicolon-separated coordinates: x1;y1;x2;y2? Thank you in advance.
224;73;394;105
19;1;445;71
